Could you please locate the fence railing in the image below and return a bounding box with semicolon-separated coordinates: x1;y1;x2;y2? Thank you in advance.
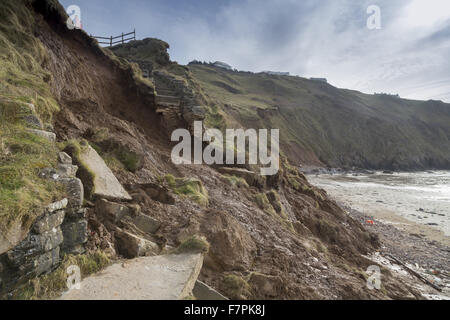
90;29;136;47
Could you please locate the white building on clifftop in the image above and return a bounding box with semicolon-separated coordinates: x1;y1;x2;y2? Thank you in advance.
310;77;328;83
262;71;290;76
213;61;232;70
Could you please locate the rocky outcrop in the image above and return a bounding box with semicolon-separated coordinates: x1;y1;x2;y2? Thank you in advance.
78;145;132;201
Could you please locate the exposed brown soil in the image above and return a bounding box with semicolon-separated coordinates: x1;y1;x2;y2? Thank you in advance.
28;2;428;300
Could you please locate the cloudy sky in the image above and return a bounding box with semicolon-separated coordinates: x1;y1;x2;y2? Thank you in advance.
60;0;450;102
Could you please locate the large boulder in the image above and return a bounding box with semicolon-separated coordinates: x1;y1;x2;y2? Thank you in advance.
95;199;161;234
131;214;161;234
95;199;131;225
79;145;131;201
114;230;159;258
178;209;257;272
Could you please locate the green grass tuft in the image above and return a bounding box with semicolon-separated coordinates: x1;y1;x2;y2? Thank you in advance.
173;235;210;254
165;174;209;206
0;0;64;237
220;274;250;299
84;127;143;173
220;174;249;188
0;123;63;233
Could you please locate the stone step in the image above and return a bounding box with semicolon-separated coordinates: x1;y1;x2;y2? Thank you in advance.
156;88;177;96
156;101;180;108
193;280;228;300
156;95;180;104
59;253;204;300
155;84;174;91
155;83;172;90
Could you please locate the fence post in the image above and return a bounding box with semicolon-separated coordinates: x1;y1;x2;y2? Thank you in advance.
122;32;124;44
134;29;136;41
110;36;112;47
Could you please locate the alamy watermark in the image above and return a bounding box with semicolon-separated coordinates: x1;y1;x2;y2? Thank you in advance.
66;5;82;30
366;265;381;290
66;265;81;291
367;5;381;30
171;121;280;176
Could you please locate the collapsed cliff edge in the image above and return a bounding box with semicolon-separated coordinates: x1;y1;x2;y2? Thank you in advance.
0;0;428;300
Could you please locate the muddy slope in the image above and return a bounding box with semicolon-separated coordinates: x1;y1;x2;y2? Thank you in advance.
10;0;425;299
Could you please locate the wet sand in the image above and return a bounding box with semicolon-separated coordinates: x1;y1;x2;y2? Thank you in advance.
308;171;450;246
308;171;450;299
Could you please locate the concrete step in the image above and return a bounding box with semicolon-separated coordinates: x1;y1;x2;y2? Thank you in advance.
155;83;172;90
156;101;180;108
59;253;204;300
156;107;177;114
193;280;228;300
156;95;180;104
156;88;177;96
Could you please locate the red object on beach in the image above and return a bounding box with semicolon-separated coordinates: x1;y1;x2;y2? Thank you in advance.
366;220;375;225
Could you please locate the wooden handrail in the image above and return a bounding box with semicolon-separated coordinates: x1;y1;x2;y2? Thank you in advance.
90;29;136;47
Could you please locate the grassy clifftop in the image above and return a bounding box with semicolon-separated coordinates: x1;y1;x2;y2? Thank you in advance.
189;64;450;170
109;36;450;170
0;0;64;237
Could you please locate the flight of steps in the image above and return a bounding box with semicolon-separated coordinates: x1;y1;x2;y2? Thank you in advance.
155;80;181;110
155;79;183;131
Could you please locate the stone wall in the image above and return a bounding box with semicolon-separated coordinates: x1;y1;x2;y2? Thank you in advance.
0;152;88;296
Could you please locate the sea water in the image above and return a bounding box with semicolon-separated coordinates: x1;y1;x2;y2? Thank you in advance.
307;171;450;236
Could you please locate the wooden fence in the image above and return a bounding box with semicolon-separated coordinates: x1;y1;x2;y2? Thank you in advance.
90;29;136;47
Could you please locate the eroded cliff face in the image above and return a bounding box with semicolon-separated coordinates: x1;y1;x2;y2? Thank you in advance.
1;0;422;299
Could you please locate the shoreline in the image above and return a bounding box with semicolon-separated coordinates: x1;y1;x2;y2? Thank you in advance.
346;204;450;299
306;171;450;238
305;171;450;299
300;166;450;176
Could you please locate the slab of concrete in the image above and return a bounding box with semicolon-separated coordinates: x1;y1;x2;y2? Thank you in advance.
193;280;228;300
59;253;203;300
79;145;131;201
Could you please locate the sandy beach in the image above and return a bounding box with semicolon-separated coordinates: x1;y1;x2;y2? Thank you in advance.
308;171;450;299
308;171;450;245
